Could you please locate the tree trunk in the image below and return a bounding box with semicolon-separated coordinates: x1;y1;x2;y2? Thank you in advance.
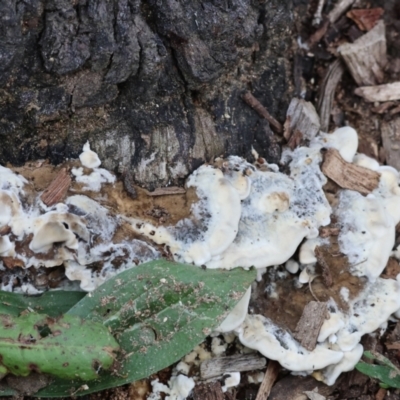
0;0;293;189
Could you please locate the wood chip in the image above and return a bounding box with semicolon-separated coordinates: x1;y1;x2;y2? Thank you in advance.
328;0;355;23
338;21;387;86
40;168;71;206
375;388;387;400
143;186;186;196
255;360;280;400
346;8;384;31
307;19;330;48
304;388;326;400
200;353;266;380
293;301;328;352
355;82;400;102
317;59;345;131
243;92;283;134
389;104;400;116
321;148;380;195
193;382;225;400
381;117;400;171
1;257;25;269
284;98;320;142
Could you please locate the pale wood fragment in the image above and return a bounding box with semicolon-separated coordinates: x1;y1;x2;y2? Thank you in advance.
355;82;400;102
193;382;225;400
328;0;355;23
338;21;387;86
255;360;280;400
317;60;345;131
200;353;266;380
243;92;283;134
293;301;328;352
381;117;400;171
40;168;71;206
143;186;186;196
321;148;380;195
284;98;320;142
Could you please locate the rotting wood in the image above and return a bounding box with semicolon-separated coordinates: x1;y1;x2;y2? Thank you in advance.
346;8;384;31
122;169;137;199
243;92;283;134
338;21;387;86
1;257;25;269
287;130;303;150
255;360;280;400
293;301;328;352
143;187;186;196
381;117;400;171
40;168;71;206
319;226;340;238
317;60;345;131
193;381;225;400
321;148;380;195
200;353;266;380
315;246;333;287
355;82;400;103
284;98;320;142
328;0;355;23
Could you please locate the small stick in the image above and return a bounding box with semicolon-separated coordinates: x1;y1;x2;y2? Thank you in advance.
243;92;283;134
328;0;355;23
200;353;266;380
312;0;326;26
255;361;280;400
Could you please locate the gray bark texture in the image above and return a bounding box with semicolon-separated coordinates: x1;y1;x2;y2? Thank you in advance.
0;0;293;189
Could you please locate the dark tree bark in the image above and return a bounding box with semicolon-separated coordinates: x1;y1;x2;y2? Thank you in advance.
0;0;293;189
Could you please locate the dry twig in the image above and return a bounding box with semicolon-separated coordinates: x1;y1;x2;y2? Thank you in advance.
200;354;266;380
255;361;280;400
243;92;283;134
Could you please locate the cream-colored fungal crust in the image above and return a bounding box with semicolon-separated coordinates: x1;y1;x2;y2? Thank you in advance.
129;157;250;265
2;127;400;388
238;315;344;371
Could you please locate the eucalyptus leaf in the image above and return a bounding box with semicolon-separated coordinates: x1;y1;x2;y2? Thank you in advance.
37;260;256;397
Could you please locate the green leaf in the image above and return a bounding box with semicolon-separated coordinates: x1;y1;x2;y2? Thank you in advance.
0;313;119;381
0;291;85;317
356;351;400;389
37;260;256;397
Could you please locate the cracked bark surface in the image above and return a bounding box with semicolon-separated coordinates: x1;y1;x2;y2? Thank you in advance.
0;0;293;189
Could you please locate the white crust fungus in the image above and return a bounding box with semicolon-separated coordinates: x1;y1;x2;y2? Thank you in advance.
2;129;400;388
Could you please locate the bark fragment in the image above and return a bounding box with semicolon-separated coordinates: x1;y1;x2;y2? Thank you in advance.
317;60;345;131
284;98;320;142
40;168;71;206
355;82;400;102
315;246;333;287
193;382;225;400
338;21;387;86
381;117;400;171
293;301;328;352
255;360;280;400
321;148;380;195
200;354;266;380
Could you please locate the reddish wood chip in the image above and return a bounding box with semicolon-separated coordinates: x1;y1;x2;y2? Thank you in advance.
2;257;25;269
40;168;71;206
346;8;384;31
